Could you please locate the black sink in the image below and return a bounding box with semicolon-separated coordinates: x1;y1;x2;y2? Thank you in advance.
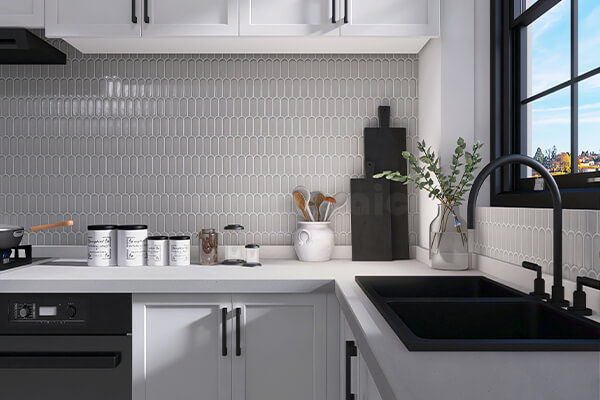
356;276;523;299
387;299;600;351
355;276;600;351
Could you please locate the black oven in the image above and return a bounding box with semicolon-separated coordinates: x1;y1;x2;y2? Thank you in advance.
0;293;131;400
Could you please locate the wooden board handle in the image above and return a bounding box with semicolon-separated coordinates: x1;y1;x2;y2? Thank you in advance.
30;220;74;232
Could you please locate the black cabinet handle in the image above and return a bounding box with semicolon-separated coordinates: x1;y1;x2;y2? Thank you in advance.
0;352;121;369
235;307;241;356
131;0;138;23
344;0;348;23
221;307;228;357
332;0;336;23
345;341;358;400
144;0;150;23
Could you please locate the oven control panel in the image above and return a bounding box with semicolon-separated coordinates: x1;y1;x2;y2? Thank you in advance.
11;301;84;324
0;294;130;335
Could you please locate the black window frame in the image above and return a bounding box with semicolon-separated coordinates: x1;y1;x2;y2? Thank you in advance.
491;0;600;210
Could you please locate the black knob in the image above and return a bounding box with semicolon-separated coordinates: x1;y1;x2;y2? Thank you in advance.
18;305;31;318
67;305;77;318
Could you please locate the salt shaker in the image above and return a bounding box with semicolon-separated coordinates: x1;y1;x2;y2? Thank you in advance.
243;244;261;267
199;228;218;265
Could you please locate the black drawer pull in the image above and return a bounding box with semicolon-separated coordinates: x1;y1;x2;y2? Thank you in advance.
344;0;348;23
332;0;336;23
144;0;150;23
131;0;138;23
345;341;357;400
235;307;241;357
0;352;121;369
221;307;228;356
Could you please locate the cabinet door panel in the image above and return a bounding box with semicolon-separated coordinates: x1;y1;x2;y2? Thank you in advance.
341;0;439;37
0;0;44;28
143;0;238;36
133;295;232;400
239;0;340;36
45;0;141;37
232;294;327;400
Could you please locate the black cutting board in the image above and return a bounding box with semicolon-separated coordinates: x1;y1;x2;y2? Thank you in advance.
364;106;407;175
363;106;409;260
350;163;393;261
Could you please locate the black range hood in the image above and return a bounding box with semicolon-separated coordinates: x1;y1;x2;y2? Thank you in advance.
0;28;66;65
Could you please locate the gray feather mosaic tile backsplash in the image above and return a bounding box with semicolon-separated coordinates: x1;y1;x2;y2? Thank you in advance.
0;33;420;246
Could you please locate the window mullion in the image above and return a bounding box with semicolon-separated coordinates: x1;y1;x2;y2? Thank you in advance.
571;0;578;173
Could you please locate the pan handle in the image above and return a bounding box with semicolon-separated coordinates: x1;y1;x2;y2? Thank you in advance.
30;220;74;232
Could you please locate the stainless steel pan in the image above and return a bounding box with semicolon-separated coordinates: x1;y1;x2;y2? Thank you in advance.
0;220;74;249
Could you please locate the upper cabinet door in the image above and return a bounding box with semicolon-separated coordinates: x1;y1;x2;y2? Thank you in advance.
133;295;232;400
0;0;44;28
239;0;340;36
340;0;440;37
142;0;238;37
232;294;328;400
45;0;142;37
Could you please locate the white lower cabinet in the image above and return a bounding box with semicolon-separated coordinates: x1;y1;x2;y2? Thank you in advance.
341;319;383;400
133;294;232;400
133;293;330;400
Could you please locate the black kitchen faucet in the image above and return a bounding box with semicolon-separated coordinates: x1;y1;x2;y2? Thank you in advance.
467;154;569;307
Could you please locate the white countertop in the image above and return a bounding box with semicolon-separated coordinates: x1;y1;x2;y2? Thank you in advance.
0;253;598;400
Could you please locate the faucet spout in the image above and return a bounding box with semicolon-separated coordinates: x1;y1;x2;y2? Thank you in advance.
466;154;568;307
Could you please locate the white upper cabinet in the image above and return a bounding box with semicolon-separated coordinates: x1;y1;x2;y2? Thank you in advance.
0;0;44;27
45;0;142;37
239;0;340;36
142;0;238;37
341;0;440;37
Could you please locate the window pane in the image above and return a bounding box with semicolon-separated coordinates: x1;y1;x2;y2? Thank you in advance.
577;75;600;173
527;87;571;176
578;0;600;74
526;0;571;97
526;0;538;9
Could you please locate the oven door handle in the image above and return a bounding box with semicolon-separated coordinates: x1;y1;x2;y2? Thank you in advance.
0;352;122;369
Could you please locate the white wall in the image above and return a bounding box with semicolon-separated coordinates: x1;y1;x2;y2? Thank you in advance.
417;0;490;248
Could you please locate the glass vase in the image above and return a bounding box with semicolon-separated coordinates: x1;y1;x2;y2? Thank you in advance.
429;203;469;270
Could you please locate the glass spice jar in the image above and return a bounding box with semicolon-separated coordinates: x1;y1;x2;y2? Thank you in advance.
222;224;245;265
199;228;218;265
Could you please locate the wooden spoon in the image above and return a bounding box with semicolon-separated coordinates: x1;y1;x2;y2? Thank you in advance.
30;220;74;232
315;193;325;221
293;191;309;221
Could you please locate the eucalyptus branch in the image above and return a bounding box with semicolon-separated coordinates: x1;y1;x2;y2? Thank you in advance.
374;137;484;209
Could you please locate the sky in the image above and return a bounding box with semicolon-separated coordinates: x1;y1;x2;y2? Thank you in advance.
529;0;600;156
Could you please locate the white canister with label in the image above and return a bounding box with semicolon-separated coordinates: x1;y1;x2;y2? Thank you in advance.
169;236;190;266
87;225;117;266
147;236;169;266
117;225;148;266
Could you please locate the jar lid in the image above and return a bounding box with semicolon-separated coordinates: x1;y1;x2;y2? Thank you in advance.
245;244;260;249
201;228;216;233
224;224;244;231
88;225;118;230
170;235;191;240
148;235;168;240
118;225;148;230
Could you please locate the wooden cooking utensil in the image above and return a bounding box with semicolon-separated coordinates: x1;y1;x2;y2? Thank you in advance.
315;193;325;221
293;192;309;221
30;220;74;232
